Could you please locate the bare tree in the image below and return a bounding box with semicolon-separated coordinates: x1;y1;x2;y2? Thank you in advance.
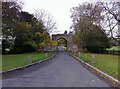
71;2;120;45
34;10;57;33
70;2;106;51
101;2;120;23
100;2;120;44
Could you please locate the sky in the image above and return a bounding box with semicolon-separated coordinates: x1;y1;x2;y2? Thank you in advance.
22;0;91;34
22;0;117;34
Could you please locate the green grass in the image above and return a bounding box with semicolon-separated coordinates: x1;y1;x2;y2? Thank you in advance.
73;52;119;79
107;46;120;51
1;52;54;71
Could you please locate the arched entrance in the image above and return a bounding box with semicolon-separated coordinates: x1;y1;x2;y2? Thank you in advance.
57;38;67;51
52;34;78;51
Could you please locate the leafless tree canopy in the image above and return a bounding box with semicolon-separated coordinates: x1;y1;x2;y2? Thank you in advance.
34;10;57;33
71;2;120;44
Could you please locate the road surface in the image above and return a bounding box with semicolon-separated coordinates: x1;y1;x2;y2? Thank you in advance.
2;52;112;87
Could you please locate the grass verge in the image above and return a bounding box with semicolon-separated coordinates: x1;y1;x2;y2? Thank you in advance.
72;52;119;79
1;52;54;71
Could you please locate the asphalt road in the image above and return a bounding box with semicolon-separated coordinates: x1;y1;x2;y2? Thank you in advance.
2;52;112;87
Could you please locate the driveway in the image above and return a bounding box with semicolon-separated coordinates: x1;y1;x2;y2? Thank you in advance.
2;52;113;87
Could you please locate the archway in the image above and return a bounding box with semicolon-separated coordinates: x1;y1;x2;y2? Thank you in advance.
52;34;78;51
57;38;67;51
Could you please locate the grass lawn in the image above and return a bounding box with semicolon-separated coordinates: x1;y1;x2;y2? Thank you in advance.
107;46;120;51
1;52;54;71
73;52;119;79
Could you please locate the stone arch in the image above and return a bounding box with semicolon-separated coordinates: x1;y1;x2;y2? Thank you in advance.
57;37;68;51
52;34;78;51
57;37;67;46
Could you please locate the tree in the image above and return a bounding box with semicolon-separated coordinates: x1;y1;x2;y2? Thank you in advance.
71;2;110;53
2;2;53;54
64;30;67;34
51;40;58;51
2;1;22;54
33;32;44;52
99;2;120;44
20;11;37;25
10;22;35;54
34;10;57;33
51;41;58;47
84;25;110;53
39;32;51;51
2;2;45;54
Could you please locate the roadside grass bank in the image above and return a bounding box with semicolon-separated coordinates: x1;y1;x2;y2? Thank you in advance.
71;52;119;79
2;52;54;71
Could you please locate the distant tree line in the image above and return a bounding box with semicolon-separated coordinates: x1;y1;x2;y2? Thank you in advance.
2;1;56;54
71;2;120;53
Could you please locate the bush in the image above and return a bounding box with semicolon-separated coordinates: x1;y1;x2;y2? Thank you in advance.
10;44;36;54
86;45;106;53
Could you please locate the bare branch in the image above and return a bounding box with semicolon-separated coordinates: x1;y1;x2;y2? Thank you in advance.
34;10;57;33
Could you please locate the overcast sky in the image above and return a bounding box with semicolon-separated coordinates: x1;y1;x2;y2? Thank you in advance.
22;0;91;34
22;0;116;34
